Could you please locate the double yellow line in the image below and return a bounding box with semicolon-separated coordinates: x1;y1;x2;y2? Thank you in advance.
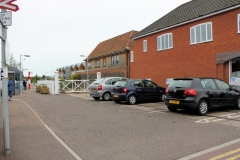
210;148;240;160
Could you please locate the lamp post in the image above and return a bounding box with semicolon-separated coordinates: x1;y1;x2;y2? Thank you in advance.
80;55;88;80
20;55;30;95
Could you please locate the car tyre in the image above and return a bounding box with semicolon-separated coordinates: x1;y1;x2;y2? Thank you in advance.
102;92;111;101
114;100;121;103
197;99;208;116
236;96;240;109
167;106;177;112
93;97;100;100
128;95;137;105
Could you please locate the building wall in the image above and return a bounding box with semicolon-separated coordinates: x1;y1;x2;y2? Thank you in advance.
130;8;240;87
79;52;128;80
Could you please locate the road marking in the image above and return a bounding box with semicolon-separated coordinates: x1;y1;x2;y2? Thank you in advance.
227;153;240;160
178;139;240;160
20;99;83;160
210;148;240;160
195;117;224;123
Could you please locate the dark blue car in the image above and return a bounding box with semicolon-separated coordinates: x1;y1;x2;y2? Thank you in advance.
111;79;166;104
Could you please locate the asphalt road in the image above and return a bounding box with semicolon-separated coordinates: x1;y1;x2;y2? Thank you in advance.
16;92;240;160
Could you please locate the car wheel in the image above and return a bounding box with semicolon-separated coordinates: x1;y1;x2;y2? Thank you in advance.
161;94;166;102
93;97;100;100
197;99;208;116
128;95;137;105
236;96;240;109
114;100;121;103
167;106;177;112
102;92;111;101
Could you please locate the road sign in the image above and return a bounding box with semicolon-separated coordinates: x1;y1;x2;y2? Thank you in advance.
0;11;11;26
0;0;19;12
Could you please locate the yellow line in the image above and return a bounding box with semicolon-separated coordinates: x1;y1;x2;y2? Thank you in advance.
210;148;240;160
227;154;240;160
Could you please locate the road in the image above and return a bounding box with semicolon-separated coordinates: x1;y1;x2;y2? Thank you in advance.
19;92;240;160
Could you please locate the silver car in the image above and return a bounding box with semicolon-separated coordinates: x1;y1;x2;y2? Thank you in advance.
89;77;125;101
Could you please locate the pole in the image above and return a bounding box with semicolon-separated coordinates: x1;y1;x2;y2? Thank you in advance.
1;8;10;155
20;55;22;94
87;57;88;80
2;77;10;155
28;71;30;89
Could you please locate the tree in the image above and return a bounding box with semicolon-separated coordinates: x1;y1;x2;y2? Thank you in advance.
69;73;81;80
8;53;19;69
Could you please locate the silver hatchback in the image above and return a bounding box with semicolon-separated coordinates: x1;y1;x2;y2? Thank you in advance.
89;77;125;101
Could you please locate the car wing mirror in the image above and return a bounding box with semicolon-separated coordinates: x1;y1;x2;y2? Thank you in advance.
229;86;235;90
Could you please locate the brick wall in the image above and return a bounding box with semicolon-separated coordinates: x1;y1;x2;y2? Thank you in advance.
130;8;240;87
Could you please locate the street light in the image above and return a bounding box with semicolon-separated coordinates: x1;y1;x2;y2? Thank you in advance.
20;55;30;95
80;55;88;80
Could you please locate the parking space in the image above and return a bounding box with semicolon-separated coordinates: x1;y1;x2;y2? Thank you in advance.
68;93;240;128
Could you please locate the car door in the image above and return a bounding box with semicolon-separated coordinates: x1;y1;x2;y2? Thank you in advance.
144;80;160;100
214;79;235;106
133;80;145;99
201;79;221;107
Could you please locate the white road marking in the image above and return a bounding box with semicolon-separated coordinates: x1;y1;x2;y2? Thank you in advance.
20;99;82;160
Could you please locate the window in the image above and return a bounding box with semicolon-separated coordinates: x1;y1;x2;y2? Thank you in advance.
103;58;106;67
88;61;92;69
95;59;100;68
215;79;229;90
201;79;216;89
190;22;212;44
157;33;173;51
111;55;119;66
143;40;147;52
238;14;240;33
130;51;134;62
131;80;144;87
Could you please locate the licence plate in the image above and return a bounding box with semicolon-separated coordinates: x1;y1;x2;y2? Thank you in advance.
91;88;96;92
113;94;119;98
169;100;180;104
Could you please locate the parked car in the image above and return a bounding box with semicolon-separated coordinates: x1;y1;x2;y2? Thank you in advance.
111;79;166;104
164;78;240;115
89;77;125;101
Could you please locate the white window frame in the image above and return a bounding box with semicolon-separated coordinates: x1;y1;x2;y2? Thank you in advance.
190;22;213;44
88;61;92;69
111;55;119;66
238;14;240;33
130;51;134;62
143;40;147;52
157;33;173;51
95;59;100;68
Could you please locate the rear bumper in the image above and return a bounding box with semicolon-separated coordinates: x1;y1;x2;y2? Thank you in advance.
164;97;198;110
90;91;103;98
112;93;127;101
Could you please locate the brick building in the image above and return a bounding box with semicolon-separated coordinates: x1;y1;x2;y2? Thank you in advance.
79;30;138;80
130;0;240;88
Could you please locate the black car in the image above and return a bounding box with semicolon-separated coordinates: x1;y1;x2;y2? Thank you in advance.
111;79;166;104
164;78;240;115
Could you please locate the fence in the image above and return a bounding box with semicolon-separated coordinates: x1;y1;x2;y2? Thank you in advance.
59;80;91;92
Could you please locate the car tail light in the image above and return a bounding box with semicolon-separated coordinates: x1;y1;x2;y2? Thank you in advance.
98;85;102;90
122;87;127;93
165;88;168;94
184;88;197;96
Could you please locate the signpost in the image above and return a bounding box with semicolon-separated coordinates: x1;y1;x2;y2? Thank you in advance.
0;11;11;26
0;0;19;156
0;0;19;12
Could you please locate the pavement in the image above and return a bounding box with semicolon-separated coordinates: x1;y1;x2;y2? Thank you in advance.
0;84;240;160
0;84;77;160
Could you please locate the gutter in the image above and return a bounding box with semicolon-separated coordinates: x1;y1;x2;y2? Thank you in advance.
132;4;240;40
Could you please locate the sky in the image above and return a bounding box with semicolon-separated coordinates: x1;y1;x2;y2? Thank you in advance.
6;0;190;77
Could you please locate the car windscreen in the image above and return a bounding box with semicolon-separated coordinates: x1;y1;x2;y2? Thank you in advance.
114;81;127;87
92;78;105;85
168;79;193;88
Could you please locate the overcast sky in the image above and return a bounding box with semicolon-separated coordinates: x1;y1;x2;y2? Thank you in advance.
6;0;190;77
